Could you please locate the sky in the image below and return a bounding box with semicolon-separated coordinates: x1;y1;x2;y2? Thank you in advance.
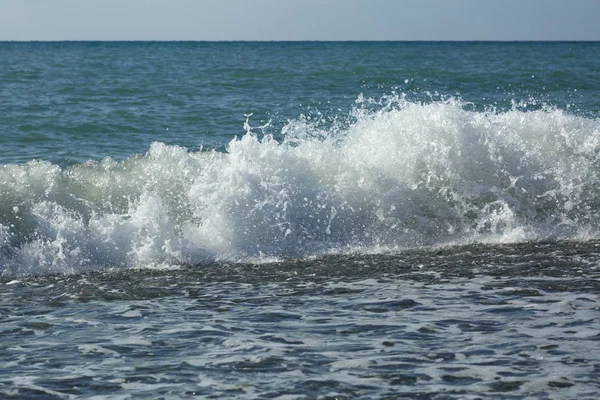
0;0;599;41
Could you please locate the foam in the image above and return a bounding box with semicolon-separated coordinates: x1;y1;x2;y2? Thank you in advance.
2;96;600;275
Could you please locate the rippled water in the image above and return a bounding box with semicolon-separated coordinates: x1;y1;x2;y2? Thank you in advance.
2;241;600;399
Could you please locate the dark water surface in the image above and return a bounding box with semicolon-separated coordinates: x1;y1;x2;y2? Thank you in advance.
2;241;600;398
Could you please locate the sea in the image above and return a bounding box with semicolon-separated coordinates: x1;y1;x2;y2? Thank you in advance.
1;41;600;399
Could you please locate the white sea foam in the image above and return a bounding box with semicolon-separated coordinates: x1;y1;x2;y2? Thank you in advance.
2;96;600;275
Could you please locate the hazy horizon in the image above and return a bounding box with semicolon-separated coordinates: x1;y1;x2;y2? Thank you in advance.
1;0;599;42
1;39;599;42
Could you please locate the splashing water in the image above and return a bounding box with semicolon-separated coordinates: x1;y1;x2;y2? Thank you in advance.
2;95;600;275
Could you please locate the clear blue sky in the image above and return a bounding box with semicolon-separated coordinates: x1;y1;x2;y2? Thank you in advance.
0;0;598;41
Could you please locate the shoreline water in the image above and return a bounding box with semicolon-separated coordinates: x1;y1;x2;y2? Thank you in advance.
2;239;599;398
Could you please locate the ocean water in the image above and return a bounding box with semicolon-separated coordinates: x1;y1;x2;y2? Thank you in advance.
1;41;600;398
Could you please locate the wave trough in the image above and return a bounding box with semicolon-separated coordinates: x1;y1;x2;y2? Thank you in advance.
2;97;600;275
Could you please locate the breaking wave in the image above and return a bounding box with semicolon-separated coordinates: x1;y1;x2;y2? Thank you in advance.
2;96;600;275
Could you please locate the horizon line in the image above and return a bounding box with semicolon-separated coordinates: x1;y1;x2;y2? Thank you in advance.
1;39;599;43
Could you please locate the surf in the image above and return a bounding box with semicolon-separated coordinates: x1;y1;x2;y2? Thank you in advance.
2;95;600;276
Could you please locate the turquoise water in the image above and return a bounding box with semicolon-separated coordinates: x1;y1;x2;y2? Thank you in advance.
1;42;600;398
1;42;598;165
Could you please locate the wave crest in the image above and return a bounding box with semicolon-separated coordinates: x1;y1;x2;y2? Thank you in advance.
2;97;600;275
